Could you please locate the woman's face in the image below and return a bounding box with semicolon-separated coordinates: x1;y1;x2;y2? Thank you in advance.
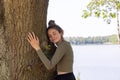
48;28;62;43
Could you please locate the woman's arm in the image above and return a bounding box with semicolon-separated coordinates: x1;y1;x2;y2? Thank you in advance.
27;32;66;70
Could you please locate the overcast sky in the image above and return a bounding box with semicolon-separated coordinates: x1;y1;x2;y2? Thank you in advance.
47;0;118;37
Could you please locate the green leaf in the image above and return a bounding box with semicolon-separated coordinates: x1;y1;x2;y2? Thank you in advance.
117;2;120;9
82;10;91;18
109;13;116;18
94;11;100;17
101;11;108;18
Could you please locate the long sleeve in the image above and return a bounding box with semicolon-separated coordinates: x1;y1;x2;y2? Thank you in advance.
36;42;67;70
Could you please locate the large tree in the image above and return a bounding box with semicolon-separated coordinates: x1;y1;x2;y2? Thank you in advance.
82;0;120;44
0;0;55;80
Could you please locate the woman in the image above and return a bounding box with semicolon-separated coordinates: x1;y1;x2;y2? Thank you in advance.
27;20;76;80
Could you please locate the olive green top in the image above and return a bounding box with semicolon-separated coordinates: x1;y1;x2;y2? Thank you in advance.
36;40;74;72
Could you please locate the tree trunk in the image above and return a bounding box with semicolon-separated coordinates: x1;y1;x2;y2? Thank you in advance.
117;8;120;44
0;0;55;80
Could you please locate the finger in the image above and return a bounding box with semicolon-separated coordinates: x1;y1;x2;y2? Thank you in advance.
32;32;36;39
27;34;32;41
36;36;39;41
27;38;30;43
26;35;31;43
26;33;33;43
28;32;33;39
32;32;39;40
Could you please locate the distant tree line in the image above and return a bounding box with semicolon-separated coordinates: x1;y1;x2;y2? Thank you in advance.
65;34;118;45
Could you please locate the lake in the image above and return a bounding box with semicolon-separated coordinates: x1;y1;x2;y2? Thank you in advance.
72;45;120;80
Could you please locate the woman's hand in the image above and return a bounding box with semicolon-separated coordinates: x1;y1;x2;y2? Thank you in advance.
27;32;40;51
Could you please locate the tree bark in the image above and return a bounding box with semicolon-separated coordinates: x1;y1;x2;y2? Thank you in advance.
117;8;120;44
0;0;55;80
0;0;9;80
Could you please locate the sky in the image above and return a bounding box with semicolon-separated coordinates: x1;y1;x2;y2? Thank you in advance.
47;0;118;37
